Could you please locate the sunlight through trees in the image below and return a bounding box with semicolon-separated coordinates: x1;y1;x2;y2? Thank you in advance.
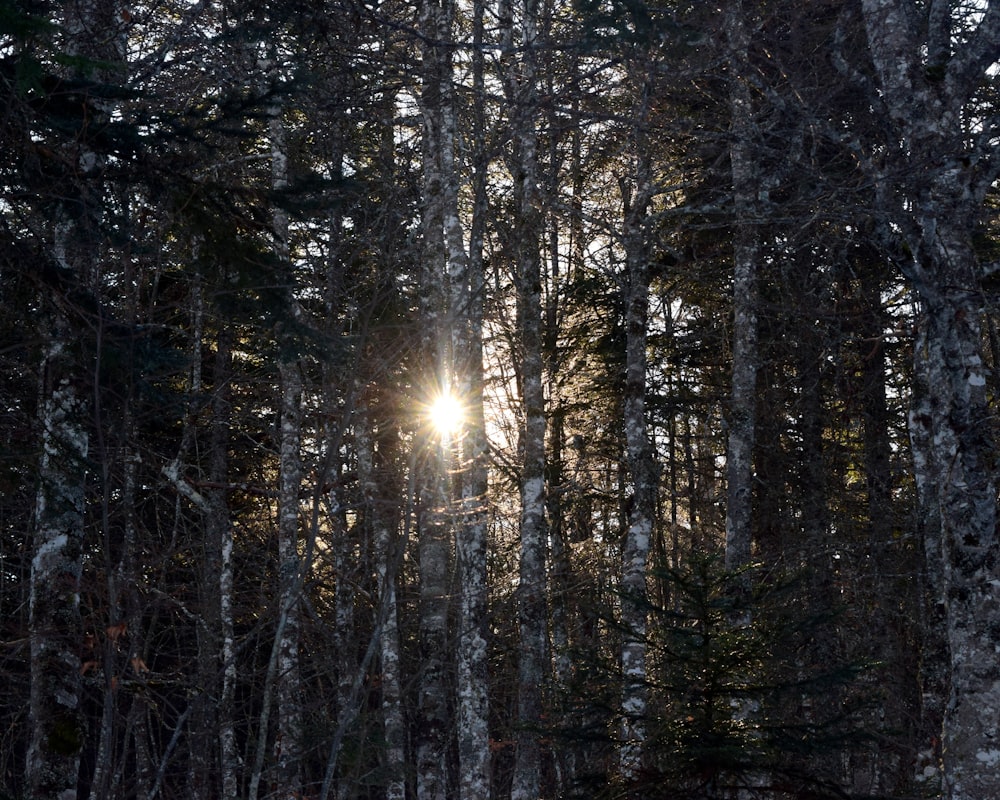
1;1;998;799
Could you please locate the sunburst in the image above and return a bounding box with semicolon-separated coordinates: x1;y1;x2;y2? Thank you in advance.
427;391;465;436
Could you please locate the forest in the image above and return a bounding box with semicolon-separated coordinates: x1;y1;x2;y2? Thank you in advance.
1;0;999;798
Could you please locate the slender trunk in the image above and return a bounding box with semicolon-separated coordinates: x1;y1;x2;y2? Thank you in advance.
453;1;491;790
191;440;218;800
332;487;357;800
357;410;407;800
209;330;239;800
505;0;548;795
269;51;304;798
275;360;304;797
723;0;759;580
248;49;306;800
416;448;452;800
722;4;764;795
618;70;657;780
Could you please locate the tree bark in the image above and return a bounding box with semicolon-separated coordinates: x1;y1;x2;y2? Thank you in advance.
721;4;764;795
416;2;457;795
858;2;1000;796
270;52;305;797
274;359;304;798
29;335;89;800
453;0;491;791
209;329;239;800
503;0;548;796
28;3;123;797
723;0;759;580
618;64;658;781
357;408;407;800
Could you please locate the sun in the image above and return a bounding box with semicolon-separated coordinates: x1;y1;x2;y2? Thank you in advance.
428;391;465;436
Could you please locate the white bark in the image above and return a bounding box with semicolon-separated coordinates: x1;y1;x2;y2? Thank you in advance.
248;48;305;800
415;0;492;793
416;1;457;795
209;329;239;800
275;360;304;798
721;6;765;795
858;2;1000;796
445;0;491;792
332;488;356;800
29;3;123;796
723;0;759;580
504;0;548;796
270;50;304;799
618;71;657;779
29;354;88;800
416;474;451;800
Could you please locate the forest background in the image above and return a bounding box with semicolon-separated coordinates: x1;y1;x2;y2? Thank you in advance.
2;0;999;799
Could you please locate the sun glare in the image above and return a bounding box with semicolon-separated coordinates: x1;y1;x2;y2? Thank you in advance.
428;392;465;436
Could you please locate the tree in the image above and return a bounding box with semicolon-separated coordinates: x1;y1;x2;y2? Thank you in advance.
617;52;659;784
499;0;549;795
853;2;1000;796
27;2;124;797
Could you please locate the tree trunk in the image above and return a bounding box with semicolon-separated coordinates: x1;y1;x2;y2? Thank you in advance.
453;0;491;790
723;0;759;580
912;287;1000;800
357;408;407;800
416;1;457;795
618;67;658;781
29;333;89;800
28;3;123;797
722;4;764;795
504;0;548;795
270;53;305;797
859;2;1000;795
275;359;304;798
209;329;239;800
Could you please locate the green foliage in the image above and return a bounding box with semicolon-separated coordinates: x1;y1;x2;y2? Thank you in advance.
0;0;51;43
558;554;872;799
570;0;702;51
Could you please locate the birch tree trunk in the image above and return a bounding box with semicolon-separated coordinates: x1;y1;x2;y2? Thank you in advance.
416;2;457;795
858;2;1000;796
722;5;763;795
618;62;658;781
28;3;122;797
416;0;491;793
270;51;304;799
208;329;239;800
29;332;89;800
503;0;548;796
723;0;759;581
452;0;491;792
416;454;451;800
275;357;304;797
247;48;304;800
